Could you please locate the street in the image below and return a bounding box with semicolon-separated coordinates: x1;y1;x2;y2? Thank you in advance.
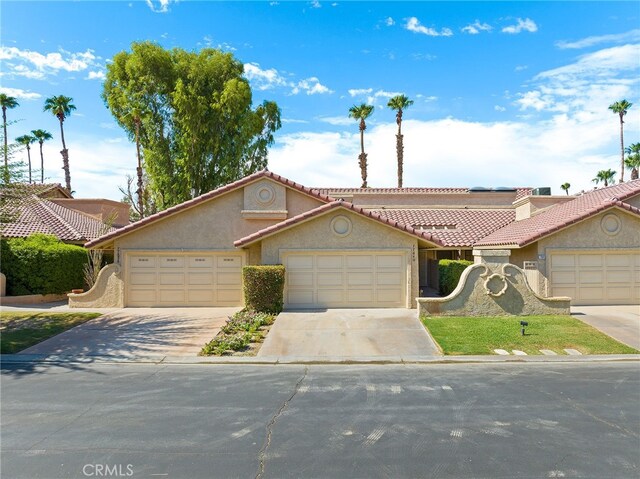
1;361;639;478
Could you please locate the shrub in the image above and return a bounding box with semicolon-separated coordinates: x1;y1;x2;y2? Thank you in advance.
242;265;285;313
0;234;88;295
438;259;473;296
201;309;276;356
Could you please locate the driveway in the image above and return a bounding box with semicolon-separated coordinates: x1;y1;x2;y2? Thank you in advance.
19;307;239;359
572;305;640;350
258;309;440;359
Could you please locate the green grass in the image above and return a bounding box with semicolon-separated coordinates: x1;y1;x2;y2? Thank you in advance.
0;312;102;354
421;315;639;356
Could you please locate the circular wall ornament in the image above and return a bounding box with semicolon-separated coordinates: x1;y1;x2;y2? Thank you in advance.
484;273;508;297
255;184;275;205
330;215;352;237
600;213;621;236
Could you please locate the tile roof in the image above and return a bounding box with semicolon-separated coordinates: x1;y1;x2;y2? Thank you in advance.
17;182;72;198
234;200;445;247
85;170;334;248
371;208;515;247
313;187;533;201
1;195;116;242
475;180;640;247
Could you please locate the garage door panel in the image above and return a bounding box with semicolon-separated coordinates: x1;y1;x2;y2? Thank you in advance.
347;272;373;286
159;289;185;303
579;271;603;284
159;273;184;285
217;272;241;285
377;289;403;303
377;255;403;268
578;287;603;300
607;271;632;283
217;289;243;303
288;272;313;287
346;255;373;269
218;256;242;268
188;290;215;302
318;290;345;304
551;271;576;284
159;257;184;268
378;272;402;286
288;290;314;306
606;255;631;267
129;273;156;285
346;289;373;303
317;255;343;269
551;254;575;268
188;273;213;285
189;257;213;268
287;255;313;269
578;255;602;267
552;287;576;299
608;287;632;300
130;256;156;268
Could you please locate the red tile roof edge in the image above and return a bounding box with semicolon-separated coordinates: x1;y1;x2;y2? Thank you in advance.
234;200;444;248
85;170;335;248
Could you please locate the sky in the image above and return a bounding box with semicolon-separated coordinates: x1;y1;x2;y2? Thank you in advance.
1;1;639;201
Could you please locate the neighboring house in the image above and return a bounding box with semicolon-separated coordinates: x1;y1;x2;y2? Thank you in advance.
0;183;129;245
78;170;639;309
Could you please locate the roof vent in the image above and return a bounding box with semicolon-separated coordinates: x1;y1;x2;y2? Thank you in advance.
469;187;490;192
493;187;516;192
532;187;551;196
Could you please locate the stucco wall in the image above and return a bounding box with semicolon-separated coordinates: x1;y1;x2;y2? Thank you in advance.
622;192;640;209
260;209;421;307
350;192;521;207
68;264;124;308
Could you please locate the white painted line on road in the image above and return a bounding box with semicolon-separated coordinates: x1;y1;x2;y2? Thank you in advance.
390;385;402;394
450;429;463;438
441;385;452;391
298;385;310;393
512;350;527;356
408;385;436;391
231;427;252;438
363;428;385;446
366;384;376;393
494;349;510;355
540;349;558;355
564;349;582;355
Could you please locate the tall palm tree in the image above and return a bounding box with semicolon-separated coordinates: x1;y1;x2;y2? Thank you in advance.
16;134;35;183
592;169;616;187
560;182;571;195
387;95;414;188
131;110;145;218
1;94;19;172
625;142;640;180
348;103;375;188
43;95;76;192
31;129;53;183
608;99;632;183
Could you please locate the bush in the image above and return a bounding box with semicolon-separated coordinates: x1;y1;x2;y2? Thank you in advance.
201;309;276;356
438;259;473;296
242;265;285;313
0;234;88;295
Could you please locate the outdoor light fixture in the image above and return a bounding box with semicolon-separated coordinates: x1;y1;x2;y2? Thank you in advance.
520;320;529;336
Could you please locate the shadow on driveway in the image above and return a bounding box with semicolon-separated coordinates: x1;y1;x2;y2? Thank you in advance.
572;305;640;350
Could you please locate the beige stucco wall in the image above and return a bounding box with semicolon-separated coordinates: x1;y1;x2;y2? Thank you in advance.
259;208;421;308
350;192;521;208
68;264;124;308
625;193;640;209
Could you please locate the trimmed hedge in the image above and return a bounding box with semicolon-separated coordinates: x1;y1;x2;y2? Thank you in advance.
242;265;285;313
438;259;473;296
0;234;88;295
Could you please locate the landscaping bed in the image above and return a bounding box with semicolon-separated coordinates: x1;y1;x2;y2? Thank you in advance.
200;309;276;356
422;315;639;355
0;312;102;354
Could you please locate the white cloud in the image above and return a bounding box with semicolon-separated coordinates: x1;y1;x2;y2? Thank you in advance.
86;70;105;80
494;105;506;112
502;18;538;34
318;116;353;126
515;65;528;72
244;63;332;95
310;0;321;8
0;46;101;79
405;17;453;37
282;118;309;124
348;88;373;97
411;53;437;61
461;20;492;35
556;29;640;49
385;17;395;26
0;87;41;100
145;0;175;13
293;77;333;95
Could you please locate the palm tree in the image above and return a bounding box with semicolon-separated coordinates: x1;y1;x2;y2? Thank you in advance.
592;169;616;187
16;134;35;183
131;110;145;218
31;129;53;183
608;99;632;183
624;142;640;180
348;103;375;188
387;94;414;188
43;95;76;192
1;94;19;172
560;182;571;195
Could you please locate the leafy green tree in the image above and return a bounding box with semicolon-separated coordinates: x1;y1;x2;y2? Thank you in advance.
592;169;616;187
560;182;570;195
608;99;632;183
15;134;35;184
43;95;76;193
348;103;375;188
0;94;19;178
102;41;282;210
624;142;640;180
387;94;413;188
31;129;53;183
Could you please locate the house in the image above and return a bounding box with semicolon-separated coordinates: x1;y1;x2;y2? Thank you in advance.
75;171;640;309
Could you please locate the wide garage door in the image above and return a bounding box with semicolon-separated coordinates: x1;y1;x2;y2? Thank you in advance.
126;252;244;307
549;250;640;305
283;251;408;309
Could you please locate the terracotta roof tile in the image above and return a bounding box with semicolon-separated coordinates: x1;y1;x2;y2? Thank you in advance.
314;187;533;200
475;180;640;247
234;200;444;247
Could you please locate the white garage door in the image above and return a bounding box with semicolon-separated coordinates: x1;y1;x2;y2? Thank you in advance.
549;250;640;305
283;251;408;309
126;252;244;307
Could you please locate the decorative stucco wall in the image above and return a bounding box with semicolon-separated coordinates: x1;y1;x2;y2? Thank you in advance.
68;264;124;308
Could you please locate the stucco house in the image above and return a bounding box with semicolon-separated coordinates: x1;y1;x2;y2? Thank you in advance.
75;171;640;309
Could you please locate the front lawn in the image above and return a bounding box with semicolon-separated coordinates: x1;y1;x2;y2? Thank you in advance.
0;312;102;354
422;315;638;355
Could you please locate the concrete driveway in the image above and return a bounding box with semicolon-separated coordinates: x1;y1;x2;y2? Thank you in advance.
257;309;440;360
572;305;640;350
18;307;239;359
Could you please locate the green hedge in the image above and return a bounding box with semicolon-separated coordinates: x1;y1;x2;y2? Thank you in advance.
0;234;88;295
242;265;285;313
438;259;473;296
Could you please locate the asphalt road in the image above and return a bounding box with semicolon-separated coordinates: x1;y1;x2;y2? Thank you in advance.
1;362;639;479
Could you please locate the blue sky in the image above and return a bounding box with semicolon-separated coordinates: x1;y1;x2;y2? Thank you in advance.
2;1;639;200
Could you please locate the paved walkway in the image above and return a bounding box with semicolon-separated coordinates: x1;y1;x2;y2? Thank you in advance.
257;309;440;359
572;305;640;350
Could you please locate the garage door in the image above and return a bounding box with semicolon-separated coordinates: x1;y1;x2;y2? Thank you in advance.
283;251;408;309
549;250;640;305
126;252;244;307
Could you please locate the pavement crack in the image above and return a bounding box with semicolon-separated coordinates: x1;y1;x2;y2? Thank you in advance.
255;366;308;479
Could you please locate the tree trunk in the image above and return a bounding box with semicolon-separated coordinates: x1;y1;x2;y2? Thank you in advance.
2;107;7;171
39;141;44;183
619;113;625;183
632;168;639;180
359;119;367;188
26;144;32;184
396;108;403;188
135;118;144;219
58;116;71;192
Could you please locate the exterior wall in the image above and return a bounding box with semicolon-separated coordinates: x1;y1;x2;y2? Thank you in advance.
68;264;125;308
626;193;640;209
350;192;522;208
514;196;573;221
50;198;130;227
260;209;420;308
